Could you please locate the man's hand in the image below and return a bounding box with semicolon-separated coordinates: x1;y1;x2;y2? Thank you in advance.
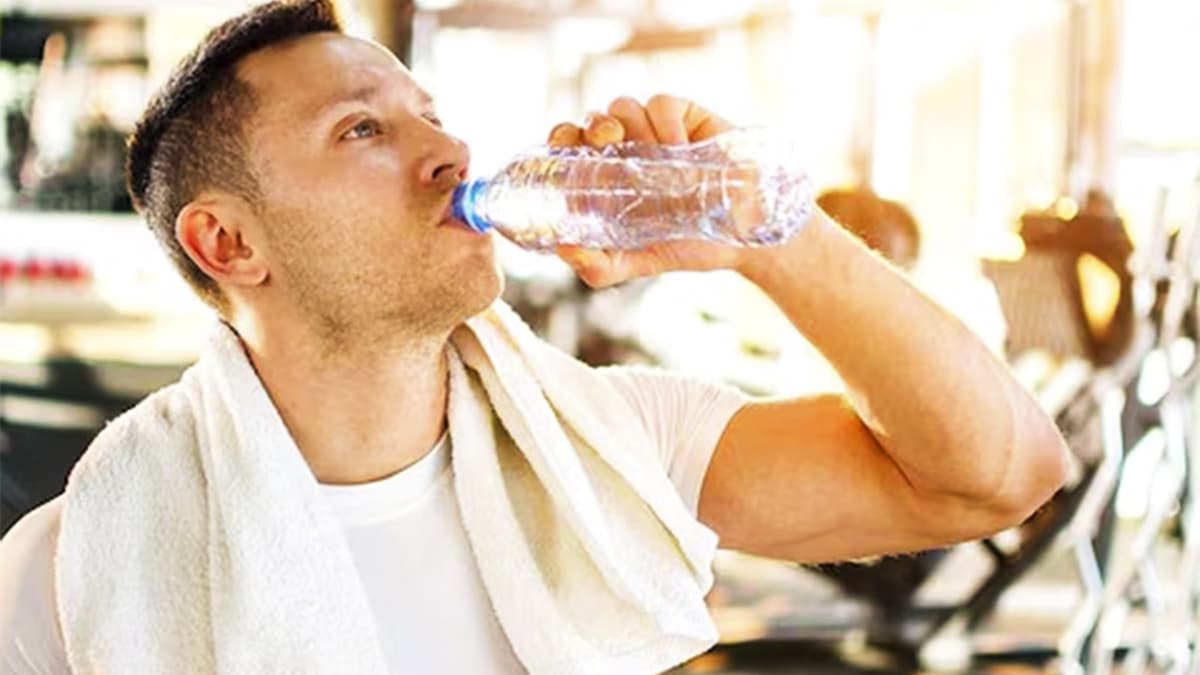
549;95;750;288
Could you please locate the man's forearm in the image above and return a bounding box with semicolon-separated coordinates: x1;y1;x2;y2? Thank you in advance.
737;210;1068;509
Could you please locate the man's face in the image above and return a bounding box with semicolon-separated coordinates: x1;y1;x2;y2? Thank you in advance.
236;32;500;340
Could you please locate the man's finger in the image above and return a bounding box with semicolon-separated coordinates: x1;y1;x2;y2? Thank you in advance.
548;122;584;147
557;245;666;288
645;94;733;144
686;104;734;142
557;245;614;287
644;94;692;145
583;112;625;148
607;97;656;144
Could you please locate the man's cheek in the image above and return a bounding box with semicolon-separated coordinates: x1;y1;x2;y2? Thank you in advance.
362;150;405;176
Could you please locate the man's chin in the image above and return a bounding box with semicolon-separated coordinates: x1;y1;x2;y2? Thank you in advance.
431;262;504;331
460;267;506;318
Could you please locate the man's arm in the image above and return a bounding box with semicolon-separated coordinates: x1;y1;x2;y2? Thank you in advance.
553;95;1070;564
0;497;72;674
696;210;1068;563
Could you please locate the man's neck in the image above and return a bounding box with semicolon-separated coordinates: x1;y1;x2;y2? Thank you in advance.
237;319;451;485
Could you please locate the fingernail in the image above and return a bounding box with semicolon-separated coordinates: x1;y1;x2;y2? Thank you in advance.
584;114;624;147
548;123;583;147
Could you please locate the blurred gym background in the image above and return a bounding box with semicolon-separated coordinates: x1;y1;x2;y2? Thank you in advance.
2;0;1199;672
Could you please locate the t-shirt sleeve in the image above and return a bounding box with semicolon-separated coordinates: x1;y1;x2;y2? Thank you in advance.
598;365;750;516
0;497;71;675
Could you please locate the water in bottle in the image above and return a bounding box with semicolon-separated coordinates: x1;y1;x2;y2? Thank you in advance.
450;128;815;252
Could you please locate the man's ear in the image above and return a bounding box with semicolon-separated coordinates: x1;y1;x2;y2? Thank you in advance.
175;195;269;290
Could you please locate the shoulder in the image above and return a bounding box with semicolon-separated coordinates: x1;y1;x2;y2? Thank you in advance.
69;379;195;484
58;379;205;561
0;498;68;671
0;497;61;577
595;364;750;506
596;364;749;420
100;379;192;439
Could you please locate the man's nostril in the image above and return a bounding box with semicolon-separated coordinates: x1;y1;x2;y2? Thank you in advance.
431;163;463;189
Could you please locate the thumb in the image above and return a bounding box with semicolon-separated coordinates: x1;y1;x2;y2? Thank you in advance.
556;246;664;288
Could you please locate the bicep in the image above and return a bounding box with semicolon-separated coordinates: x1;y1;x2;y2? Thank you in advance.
697;395;1012;564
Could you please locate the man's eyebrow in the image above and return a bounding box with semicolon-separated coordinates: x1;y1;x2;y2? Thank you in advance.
313;85;381;118
311;86;437;121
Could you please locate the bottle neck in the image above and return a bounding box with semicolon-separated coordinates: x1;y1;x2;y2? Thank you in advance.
451;179;495;234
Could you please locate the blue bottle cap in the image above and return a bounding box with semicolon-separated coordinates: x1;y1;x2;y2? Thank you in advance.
451;179;495;234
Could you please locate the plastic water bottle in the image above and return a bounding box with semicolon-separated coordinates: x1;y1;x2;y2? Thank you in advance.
451;127;815;251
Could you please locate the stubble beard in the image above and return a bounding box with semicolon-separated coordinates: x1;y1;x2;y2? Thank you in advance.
288;250;504;357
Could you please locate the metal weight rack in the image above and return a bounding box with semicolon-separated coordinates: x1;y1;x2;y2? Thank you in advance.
933;180;1200;674
1057;180;1200;675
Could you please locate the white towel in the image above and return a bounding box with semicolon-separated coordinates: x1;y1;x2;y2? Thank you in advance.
55;301;720;674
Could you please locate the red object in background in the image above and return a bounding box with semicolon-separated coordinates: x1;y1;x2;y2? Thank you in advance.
0;257;90;288
49;259;87;282
62;260;90;283
20;258;48;281
50;259;71;280
0;258;16;283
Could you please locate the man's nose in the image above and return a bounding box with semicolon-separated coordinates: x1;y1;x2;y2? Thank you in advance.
420;133;470;191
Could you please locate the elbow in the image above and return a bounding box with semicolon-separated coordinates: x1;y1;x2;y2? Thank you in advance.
979;413;1071;531
960;353;1072;527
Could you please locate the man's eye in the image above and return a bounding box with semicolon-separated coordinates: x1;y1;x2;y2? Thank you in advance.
423;113;443;128
342;119;381;140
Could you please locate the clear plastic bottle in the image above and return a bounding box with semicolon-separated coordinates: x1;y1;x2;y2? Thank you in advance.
451;127;815;251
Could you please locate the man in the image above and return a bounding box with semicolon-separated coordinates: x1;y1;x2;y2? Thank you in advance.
0;0;1069;672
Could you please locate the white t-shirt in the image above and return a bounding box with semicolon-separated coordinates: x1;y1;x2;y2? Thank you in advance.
0;366;747;674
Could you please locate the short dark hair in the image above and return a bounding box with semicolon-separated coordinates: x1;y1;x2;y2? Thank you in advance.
125;0;343;313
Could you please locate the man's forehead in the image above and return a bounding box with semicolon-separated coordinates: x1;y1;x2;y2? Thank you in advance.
238;33;426;113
